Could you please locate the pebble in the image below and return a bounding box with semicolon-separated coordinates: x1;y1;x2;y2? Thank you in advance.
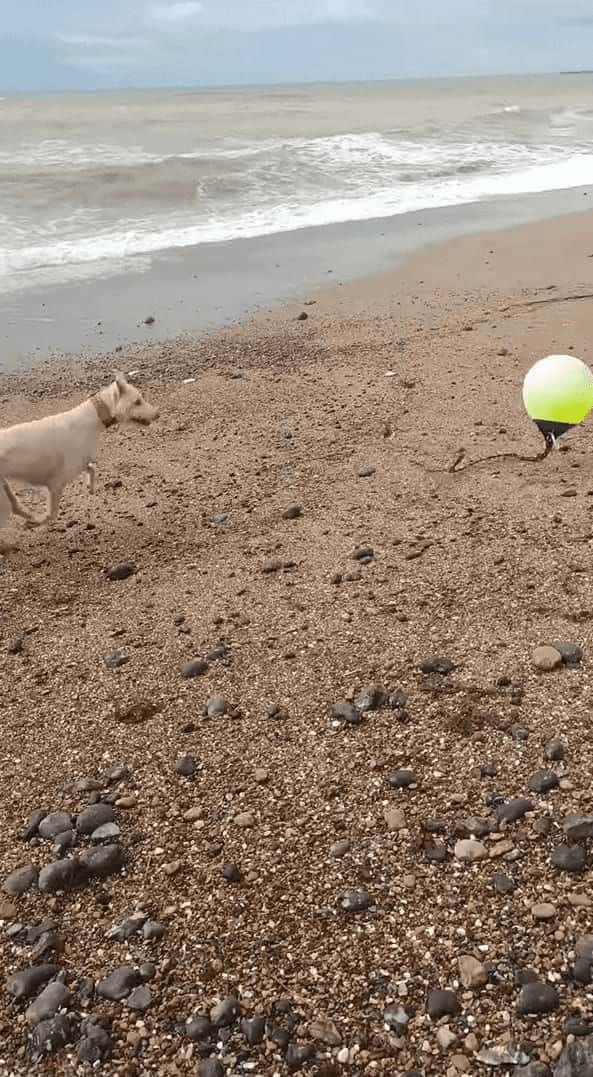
38;860;75;894
52;829;75;856
384;807;406;830
91;822;121;842
492;873;516;894
186;1015;214;1041
38;812;72;840
517;980;559;1015
31;1014;74;1057
25;981;70;1026
437;1026;458;1050
199;1061;224;1077
532;645;563;671
553;640;583;667
568;891;592;908
3;864;38;895
76;803;114;834
477;1044;530;1066
426;989;460;1019
184;806;204;821
6;963;60;1000
241;1016;266;1044
206;696;227;717
531;902;556;920
555;1038;593;1076
104;653;129;669
222;863;242;883
79;843;125;877
458;954;487;988
352;545;374;561
0;899;17;919
551;843;587;872
354;683;384;712
108;914;146;941
454;839;487;862
418;657;455;674
254;768;268;783
340;891;373;913
210;996;239;1026
528;769;559;794
287;1045;314;1070
78;1021;113;1064
20;809;47;841
545;737;566;761
176;754;197;777
115;794;137;808
495;798;534;824
97;967;140;1000
143;919;166;939
515;1064;552;1077
106;562;136;581
282;504;302;519
387;769;417;788
181;658;208;678
563;813;593;841
357;466;376;477
234;811;255;828
330;702;362;725
126;984;152;1011
330;840;350;858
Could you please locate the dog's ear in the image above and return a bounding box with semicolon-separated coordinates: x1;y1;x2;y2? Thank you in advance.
114;372;128;395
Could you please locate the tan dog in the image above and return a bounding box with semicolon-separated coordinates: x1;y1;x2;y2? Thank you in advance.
0;374;158;553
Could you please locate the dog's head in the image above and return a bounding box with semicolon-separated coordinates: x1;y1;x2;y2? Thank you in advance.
111;374;159;426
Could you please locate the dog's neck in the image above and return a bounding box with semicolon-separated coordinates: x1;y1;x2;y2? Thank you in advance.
90;389;116;429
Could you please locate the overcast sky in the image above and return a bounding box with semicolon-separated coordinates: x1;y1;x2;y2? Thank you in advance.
2;0;593;92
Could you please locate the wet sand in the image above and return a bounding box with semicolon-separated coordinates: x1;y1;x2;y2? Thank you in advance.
1;208;593;1075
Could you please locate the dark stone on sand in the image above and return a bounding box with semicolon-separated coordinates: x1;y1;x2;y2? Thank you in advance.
480;763;498;778
20;809;47;841
330;702;362;725
31;1014;75;1057
7;964;59;1000
418;657;455;675
186;1015;215;1042
140;963;157;980
76;803;114;835
91;822;120;843
39;812;73;840
564;1017;593;1037
181;658;208;678
357;466;376;477
495;798;534;824
206;645;228;662
8;636;24;654
210;996;239;1026
25;981;70;1027
553;640;583;667
106;563;136;581
425;843;447;862
287;1044;314;1070
545;737;566;761
32;930;63;961
143;919;166;940
199;1061;224;1077
282;504;302;519
517;981;559;1015
78;1021;113;1063
106;765;130;783
510;723;529;741
97;967;140;1001
126;985;151;1011
222;863;241;883
515;1065;551;1077
528;769;559;794
296;311;308;321
383;1005;410;1033
261;558;284;574
3;865;38;895
104;653;129;669
176;754;197;777
108;914;146;941
38;860;76;894
79;843;125;878
144;315;155;324
426;989;459;1019
554;1036;593;1076
492;873;516;895
575;936;593;960
241;1016;266;1045
339;891;373;913
354;684;384;712
385;689;407;711
387;769;417;789
551;844;587;872
573;957;593;984
53;829;75;857
352;545;374;561
563;814;593;841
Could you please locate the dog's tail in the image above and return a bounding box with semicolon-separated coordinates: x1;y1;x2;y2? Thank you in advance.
0;478;37;523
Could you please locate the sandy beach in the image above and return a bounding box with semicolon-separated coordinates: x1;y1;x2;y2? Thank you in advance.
2;206;593;1075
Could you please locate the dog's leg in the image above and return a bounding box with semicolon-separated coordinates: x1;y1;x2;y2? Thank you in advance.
0;484;18;553
0;479;38;523
86;463;96;495
24;484;64;528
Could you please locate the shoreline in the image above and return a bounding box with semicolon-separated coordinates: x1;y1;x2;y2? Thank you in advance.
1;183;592;375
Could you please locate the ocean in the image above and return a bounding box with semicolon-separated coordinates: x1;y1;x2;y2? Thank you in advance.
2;74;593;296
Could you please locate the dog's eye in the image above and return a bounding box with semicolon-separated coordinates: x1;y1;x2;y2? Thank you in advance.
134;398;142;405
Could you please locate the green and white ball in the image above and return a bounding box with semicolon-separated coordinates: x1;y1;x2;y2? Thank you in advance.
523;354;593;430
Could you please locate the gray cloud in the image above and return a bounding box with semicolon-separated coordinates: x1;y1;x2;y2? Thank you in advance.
2;1;593;91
